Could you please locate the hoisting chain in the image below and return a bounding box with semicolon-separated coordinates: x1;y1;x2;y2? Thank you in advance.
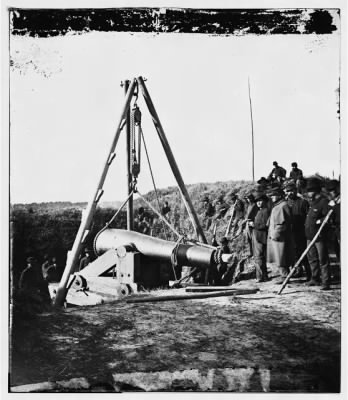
130;104;142;182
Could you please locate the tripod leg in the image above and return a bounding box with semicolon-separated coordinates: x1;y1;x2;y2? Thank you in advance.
137;76;207;246
54;79;137;307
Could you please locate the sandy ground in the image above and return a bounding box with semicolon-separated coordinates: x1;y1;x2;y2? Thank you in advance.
10;269;341;392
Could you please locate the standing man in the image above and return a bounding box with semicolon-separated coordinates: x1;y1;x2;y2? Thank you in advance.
79;248;91;271
251;192;270;282
267;187;294;284
19;256;51;305
202;196;215;230
304;178;331;290
326;179;340;262
284;182;311;280
226;193;245;236
267;161;287;183
244;194;259;256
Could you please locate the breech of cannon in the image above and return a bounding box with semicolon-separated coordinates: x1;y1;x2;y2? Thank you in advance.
95;229;218;269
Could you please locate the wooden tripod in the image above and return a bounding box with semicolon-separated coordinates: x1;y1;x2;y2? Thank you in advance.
54;77;207;307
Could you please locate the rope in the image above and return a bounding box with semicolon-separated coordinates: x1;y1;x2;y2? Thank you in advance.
93;190;135;256
140;127;169;240
170;236;185;280
136;190;181;238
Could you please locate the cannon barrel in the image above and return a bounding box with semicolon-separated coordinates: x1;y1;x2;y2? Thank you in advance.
95;229;216;269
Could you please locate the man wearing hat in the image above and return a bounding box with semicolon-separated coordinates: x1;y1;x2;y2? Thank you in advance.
304;178;331;290
284;182;311;280
326;179;340;262
251;192;270;282
289;162;304;193
267;187;294;283
214;194;229;220
267;161;287;183
79;248;92;271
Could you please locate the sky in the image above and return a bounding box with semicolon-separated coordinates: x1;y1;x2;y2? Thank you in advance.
10;23;340;203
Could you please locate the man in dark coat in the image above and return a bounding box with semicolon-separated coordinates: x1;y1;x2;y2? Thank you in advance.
267;187;294;283
161;201;171;216
79;248;91;271
289;162;304;192
251;192;270;282
284;182;311;280
304;178;331;290
267;161;287;183
326;179;340;262
19;256;51;305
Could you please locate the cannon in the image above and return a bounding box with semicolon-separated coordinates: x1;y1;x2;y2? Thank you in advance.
58;229;230;303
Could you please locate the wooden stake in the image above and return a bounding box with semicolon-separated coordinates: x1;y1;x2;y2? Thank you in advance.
277;209;333;295
248;77;255;182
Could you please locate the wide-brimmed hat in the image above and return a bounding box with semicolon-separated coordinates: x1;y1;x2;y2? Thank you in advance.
326;179;339;192
268;187;284;197
306;178;322;192
254;191;268;202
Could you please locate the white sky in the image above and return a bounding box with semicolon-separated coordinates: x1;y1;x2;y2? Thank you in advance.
10;27;340;203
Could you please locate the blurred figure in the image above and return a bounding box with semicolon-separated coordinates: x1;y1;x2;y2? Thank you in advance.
202;196;215;230
79;248;91;271
289;162;304;192
326;179;340;263
214;195;229;220
161;201;171;216
19;256;51;305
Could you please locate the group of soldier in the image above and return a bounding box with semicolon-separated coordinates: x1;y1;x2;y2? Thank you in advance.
17;160;340;302
203;161;341;290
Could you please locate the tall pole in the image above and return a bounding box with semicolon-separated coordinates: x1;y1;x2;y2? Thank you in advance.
137;76;207;245
54;79;137;307
125;80;134;230
248;77;255;182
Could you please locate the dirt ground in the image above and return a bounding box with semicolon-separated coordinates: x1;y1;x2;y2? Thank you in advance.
10;269;341;393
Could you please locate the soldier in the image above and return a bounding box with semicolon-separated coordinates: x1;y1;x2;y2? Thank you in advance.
46;256;60;282
267;161;287;183
304;178;331;290
41;254;51;280
19;256;51;305
267;187;294;284
212;237;231;285
284;182;311;280
161;201;171;216
79;248;91;271
226;193;245;236
289;162;304;192
202;196;215;230
251;192;270;282
244;194;259;256
214;195;229;220
326;179;340;262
